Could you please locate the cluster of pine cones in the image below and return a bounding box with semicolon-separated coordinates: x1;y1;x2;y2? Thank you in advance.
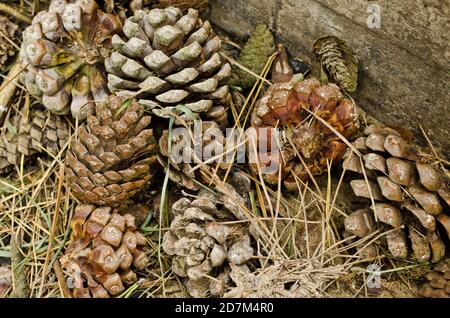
0;0;448;298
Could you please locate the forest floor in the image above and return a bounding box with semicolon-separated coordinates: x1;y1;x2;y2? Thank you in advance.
0;0;445;298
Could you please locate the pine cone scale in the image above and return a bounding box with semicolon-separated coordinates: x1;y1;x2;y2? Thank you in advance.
66;96;158;207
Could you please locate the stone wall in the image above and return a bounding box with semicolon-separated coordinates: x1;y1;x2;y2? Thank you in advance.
209;0;450;156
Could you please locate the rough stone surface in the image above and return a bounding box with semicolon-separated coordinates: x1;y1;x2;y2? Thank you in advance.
210;0;450;157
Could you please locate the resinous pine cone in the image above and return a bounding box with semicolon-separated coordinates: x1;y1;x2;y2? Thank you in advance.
162;191;254;297
65;96;159;207
19;0;121;118
60;204;149;298
248;78;359;191
0;108;69;173
343;125;450;262
158;120;228;190
418;259;450;298
105;7;230;126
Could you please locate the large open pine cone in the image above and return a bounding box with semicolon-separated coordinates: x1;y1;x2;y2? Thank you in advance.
65;96;159;207
105;7;230;126
60;204;149;298
19;0;121;118
0;108;69;173
248;78;358;191
418;259;450;298
343;125;450;262
163;190;254;297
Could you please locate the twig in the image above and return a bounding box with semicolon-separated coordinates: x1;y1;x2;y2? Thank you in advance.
53;260;71;298
0;62;26;125
0;3;32;24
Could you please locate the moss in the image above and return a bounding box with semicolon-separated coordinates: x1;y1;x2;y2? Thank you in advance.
229;24;275;89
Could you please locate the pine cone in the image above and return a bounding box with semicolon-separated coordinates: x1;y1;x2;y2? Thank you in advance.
162;190;254;297
0;16;20;72
418;259;450;298
19;0;121;118
313;36;358;93
0;108;70;173
343;124;450;262
228;24;275;89
0;266;12;298
60;204;149;298
65;95;159;207
158;120;228;190
105;7;231;126
248;78;359;191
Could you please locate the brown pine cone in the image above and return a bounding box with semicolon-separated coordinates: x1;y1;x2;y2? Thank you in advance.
65;95;159;207
60;204;149;298
19;0;121;118
105;7;230;127
163;190;254;297
418;259;450;298
0;16;20;72
156;0;208;11
158;120;228;190
343;124;449;262
247;78;359;191
0;108;70;174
